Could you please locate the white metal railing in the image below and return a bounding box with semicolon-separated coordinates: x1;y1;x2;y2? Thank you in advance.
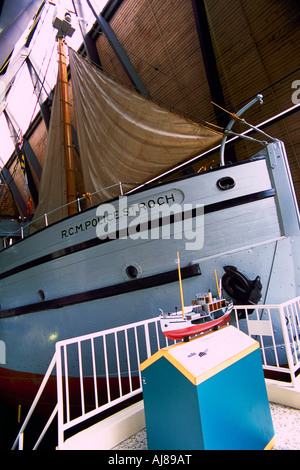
11;353;58;450
2;181;138;245
12;297;300;449
233;297;300;386
12;316;174;450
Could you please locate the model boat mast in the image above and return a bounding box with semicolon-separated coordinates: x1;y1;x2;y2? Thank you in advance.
176;252;185;318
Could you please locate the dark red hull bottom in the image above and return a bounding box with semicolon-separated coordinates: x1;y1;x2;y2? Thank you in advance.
0;366;141;418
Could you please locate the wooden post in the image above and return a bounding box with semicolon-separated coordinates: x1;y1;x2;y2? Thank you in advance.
58;38;77;216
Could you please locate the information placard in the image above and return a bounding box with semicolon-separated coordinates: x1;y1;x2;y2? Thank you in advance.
168;326;257;379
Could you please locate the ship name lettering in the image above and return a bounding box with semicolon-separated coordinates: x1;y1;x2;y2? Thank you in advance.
61;217;101;238
61;193;177;239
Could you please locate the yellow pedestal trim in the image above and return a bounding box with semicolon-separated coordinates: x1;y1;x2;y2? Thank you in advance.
264;435;275;450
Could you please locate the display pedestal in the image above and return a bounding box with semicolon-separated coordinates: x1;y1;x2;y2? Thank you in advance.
141;326;274;450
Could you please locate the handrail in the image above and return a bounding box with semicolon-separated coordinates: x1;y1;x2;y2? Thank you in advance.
232;296;300;386
3;181;139;243
11;353;57;450
11;315;171;450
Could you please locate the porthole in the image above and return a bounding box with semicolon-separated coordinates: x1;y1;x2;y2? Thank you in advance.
126;265;138;279
38;289;46;301
122;262;142;281
216;176;235;190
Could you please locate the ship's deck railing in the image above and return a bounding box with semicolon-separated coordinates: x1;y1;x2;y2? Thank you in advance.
11;316;174;450
1;181;138;246
232;296;300;386
12;297;300;449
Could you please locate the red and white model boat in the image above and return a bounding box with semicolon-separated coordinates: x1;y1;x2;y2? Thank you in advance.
159;292;233;341
160;253;233;340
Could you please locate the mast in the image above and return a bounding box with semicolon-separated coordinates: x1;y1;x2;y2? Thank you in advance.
53;6;77;216
58;38;77;215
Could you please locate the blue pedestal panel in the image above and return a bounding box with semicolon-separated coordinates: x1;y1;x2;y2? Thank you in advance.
141;326;274;450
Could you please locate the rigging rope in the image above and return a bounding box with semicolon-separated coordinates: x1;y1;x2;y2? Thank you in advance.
28;40;57;127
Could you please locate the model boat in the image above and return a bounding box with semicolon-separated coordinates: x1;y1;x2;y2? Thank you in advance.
160;293;233;341
159;256;233;340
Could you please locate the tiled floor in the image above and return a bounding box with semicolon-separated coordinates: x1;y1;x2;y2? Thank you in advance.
270;402;300;450
113;402;300;450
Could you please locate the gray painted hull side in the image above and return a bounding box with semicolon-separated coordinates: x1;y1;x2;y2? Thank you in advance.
0;144;299;384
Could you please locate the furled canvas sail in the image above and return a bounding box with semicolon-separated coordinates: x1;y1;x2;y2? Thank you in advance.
69;48;223;204
31;74;67;230
32;47;223;229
